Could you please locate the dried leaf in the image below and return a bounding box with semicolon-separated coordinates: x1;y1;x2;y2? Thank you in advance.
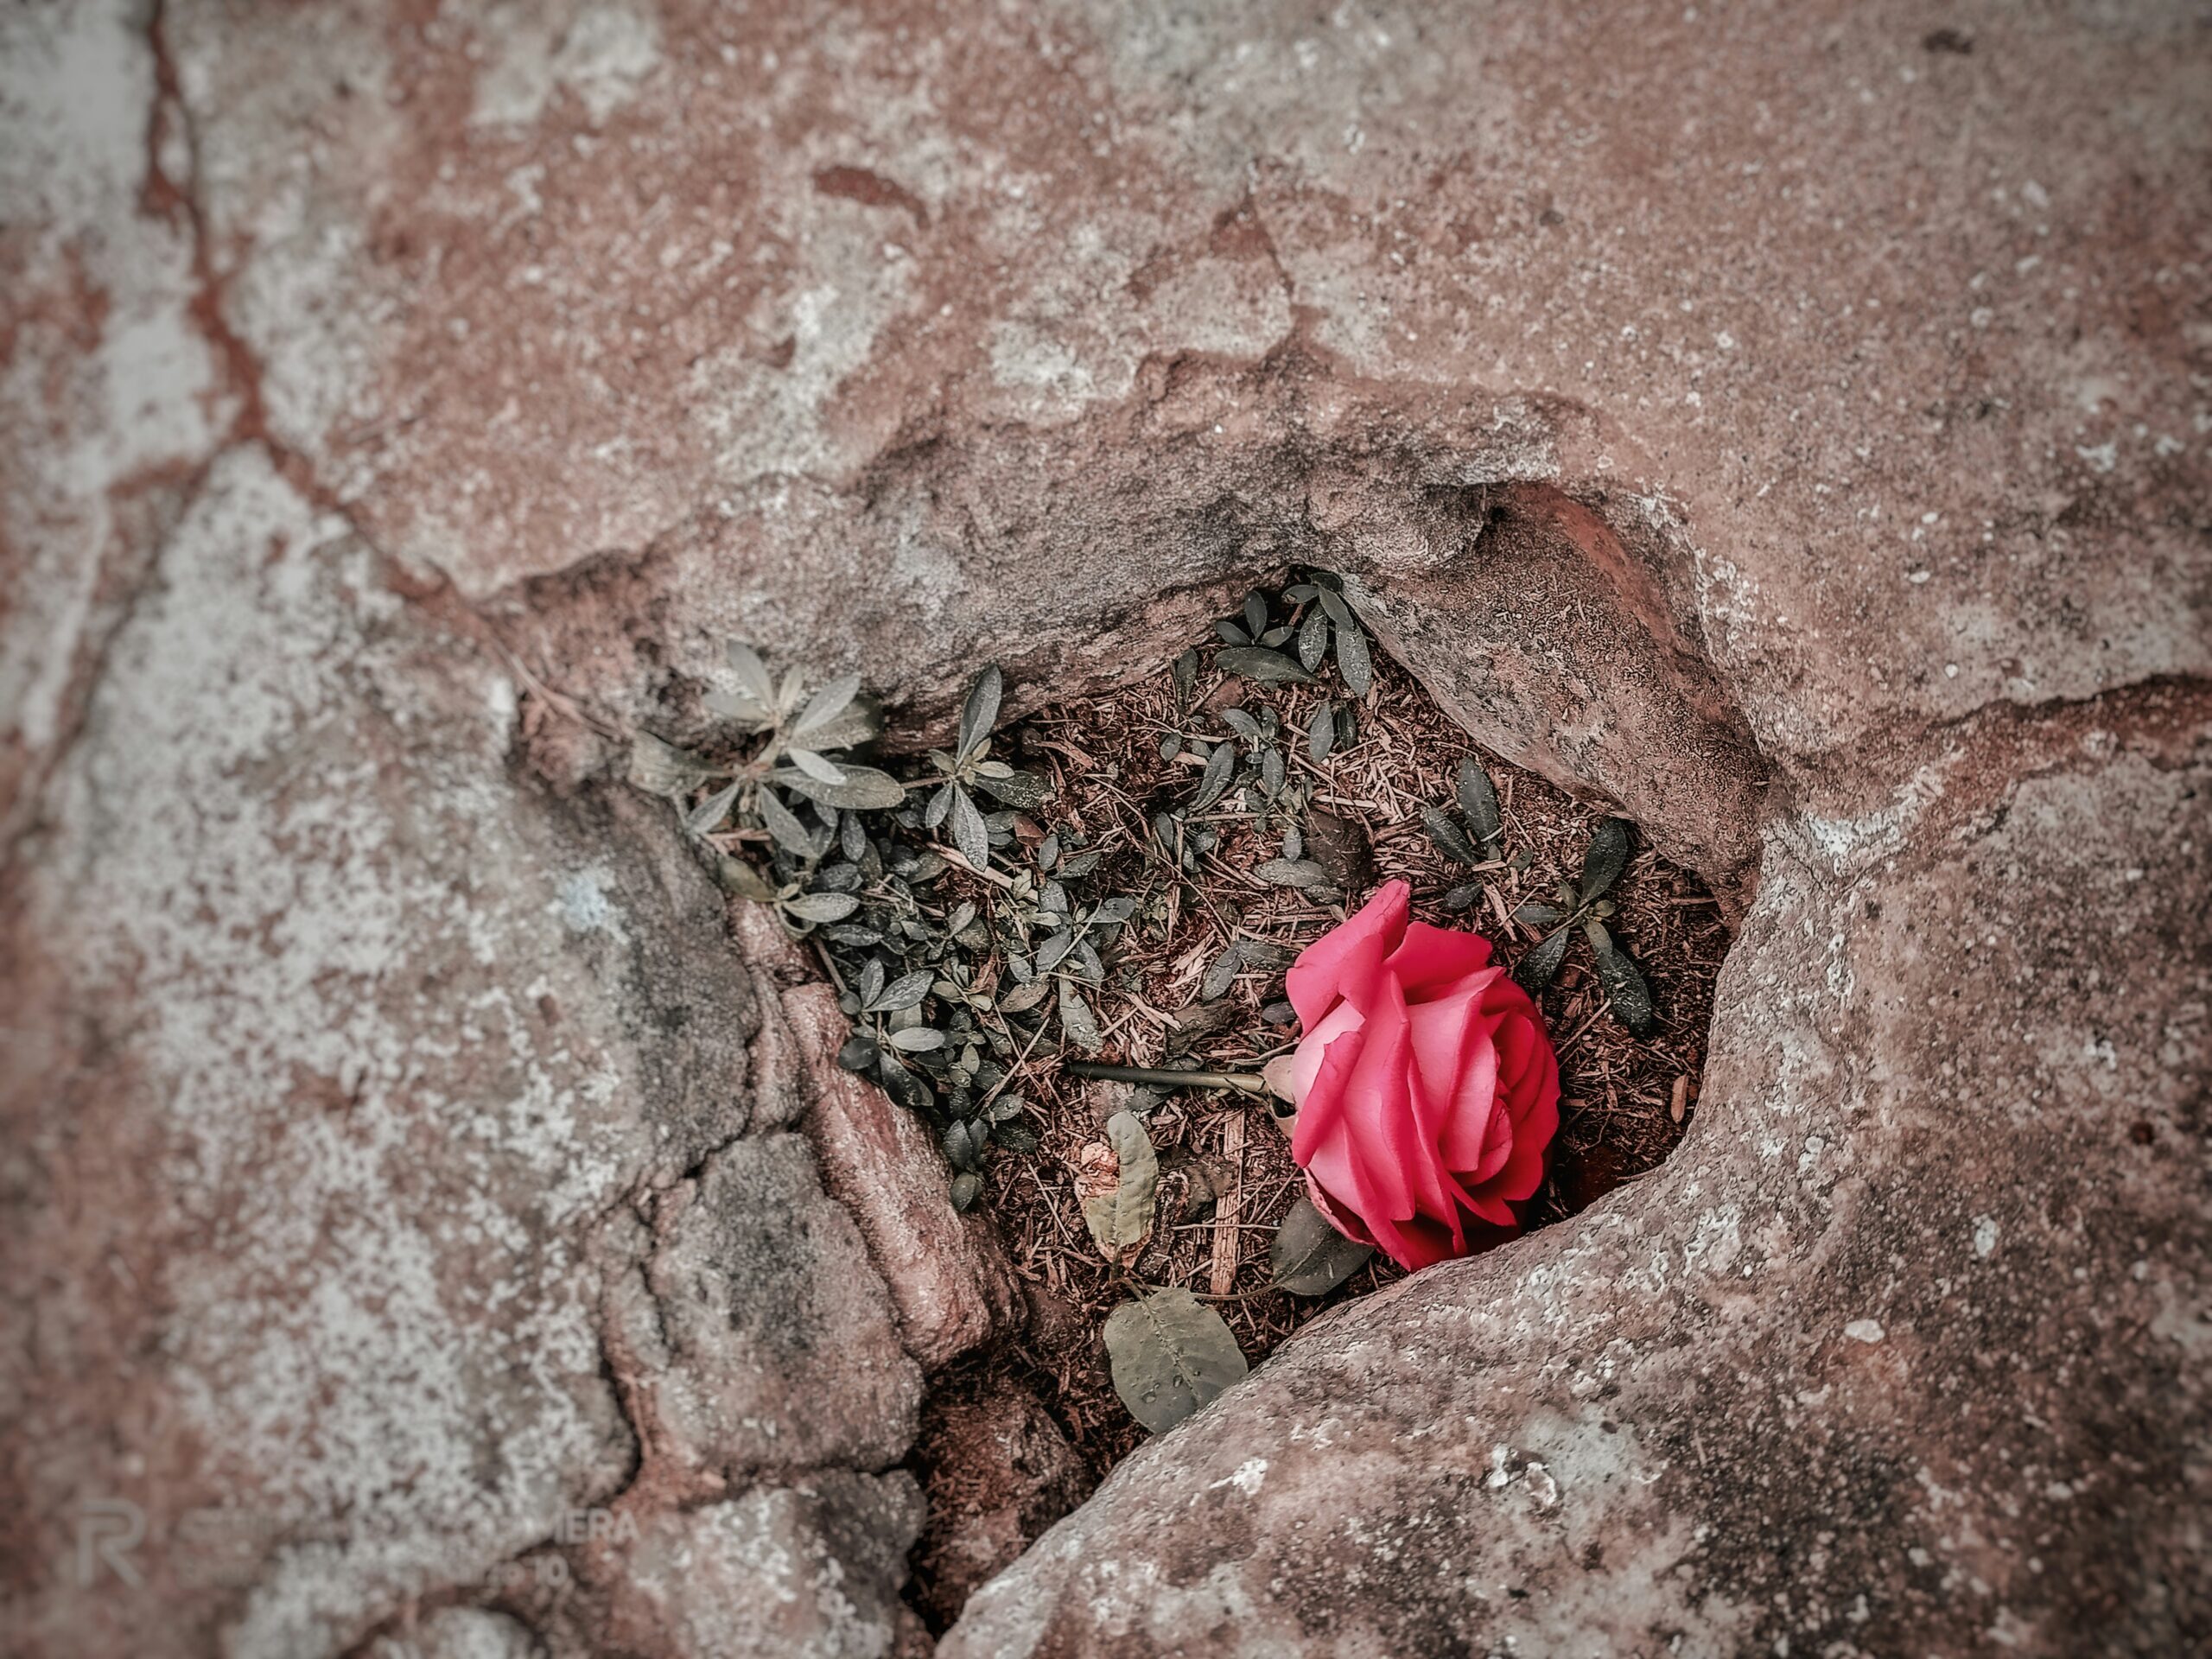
888;1025;947;1052
1215;646;1313;685
1199;941;1243;1001
1581;818;1632;904
949;785;990;873
775;765;907;810
1058;982;1103;1051
1270;1195;1376;1294
1103;1287;1249;1434
1456;757;1503;849
1306;699;1336;761
998;978;1052;1015
957;664;1003;764
1082;1110;1157;1262
1255;858;1330;888
715;855;776;901
974;768;1053;810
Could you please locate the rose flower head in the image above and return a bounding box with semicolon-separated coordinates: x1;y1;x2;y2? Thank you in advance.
1281;878;1560;1270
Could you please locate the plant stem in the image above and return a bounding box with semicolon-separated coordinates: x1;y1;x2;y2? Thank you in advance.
1063;1060;1270;1096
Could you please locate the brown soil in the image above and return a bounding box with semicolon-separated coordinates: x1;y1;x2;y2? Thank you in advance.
906;589;1730;1579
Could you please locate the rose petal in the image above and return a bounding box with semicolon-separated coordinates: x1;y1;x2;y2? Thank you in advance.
1386;921;1494;1001
1286;879;1408;1027
1290;1020;1370;1210
1291;1001;1364;1103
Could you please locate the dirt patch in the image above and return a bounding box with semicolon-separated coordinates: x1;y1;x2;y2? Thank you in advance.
901;581;1729;1611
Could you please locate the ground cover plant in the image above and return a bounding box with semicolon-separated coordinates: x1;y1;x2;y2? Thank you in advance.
630;572;1728;1548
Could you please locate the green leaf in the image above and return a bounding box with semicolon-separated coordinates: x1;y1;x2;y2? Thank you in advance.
1158;732;1183;762
787;747;848;785
783;891;860;924
1421;804;1484;866
1191;742;1236;812
1333;614;1372;696
974;768;1053;810
942;1118;984;1172
836;1033;880;1071
957;664;1003;763
627;734;715;799
1456;757;1503;849
1307;699;1336;761
791;673;862;741
757;787;821;858
1215;618;1251;645
1103;1287;1249;1434
1216;646;1313;685
1220;707;1262;741
1082;1110;1158;1260
1261;747;1285;796
1514;902;1563;927
1058;982;1103;1051
950;1171;982;1212
1242;592;1269;637
856;958;887;1006
683;778;742;836
1269;1195;1376;1294
1515;927;1571;993
888;1025;948;1052
1581;818;1632;904
1199;941;1243;1001
1592;932;1656;1036
1254;858;1330;888
1296;607;1331;672
775;765;907;810
727;641;778;710
1172;648;1198;698
1314;584;1354;629
948;785;990;872
1440;883;1481;913
869;969;936;1014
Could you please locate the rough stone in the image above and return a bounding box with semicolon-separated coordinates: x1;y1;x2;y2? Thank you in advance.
3;0;2207;1656
945;729;2212;1656
731;906;1027;1372
580;1473;928;1659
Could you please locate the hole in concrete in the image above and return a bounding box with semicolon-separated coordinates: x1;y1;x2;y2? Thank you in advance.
634;563;1734;1633
768;574;1725;1631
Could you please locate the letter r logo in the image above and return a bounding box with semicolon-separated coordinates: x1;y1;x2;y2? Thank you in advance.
76;1498;144;1588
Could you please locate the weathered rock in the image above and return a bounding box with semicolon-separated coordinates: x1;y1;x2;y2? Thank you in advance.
582;1473;927;1659
734;905;1027;1372
601;1133;920;1485
3;0;2207;1655
945;725;2212;1656
407;1606;543;1659
0;449;914;1656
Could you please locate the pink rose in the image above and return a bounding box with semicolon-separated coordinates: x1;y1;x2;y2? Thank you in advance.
1283;878;1561;1270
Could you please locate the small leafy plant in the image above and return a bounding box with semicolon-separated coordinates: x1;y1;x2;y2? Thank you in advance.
1509;817;1657;1033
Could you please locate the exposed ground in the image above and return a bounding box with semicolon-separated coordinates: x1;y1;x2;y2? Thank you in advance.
901;586;1727;1624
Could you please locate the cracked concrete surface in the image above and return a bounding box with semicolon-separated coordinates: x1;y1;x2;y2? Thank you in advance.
3;2;2206;1656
